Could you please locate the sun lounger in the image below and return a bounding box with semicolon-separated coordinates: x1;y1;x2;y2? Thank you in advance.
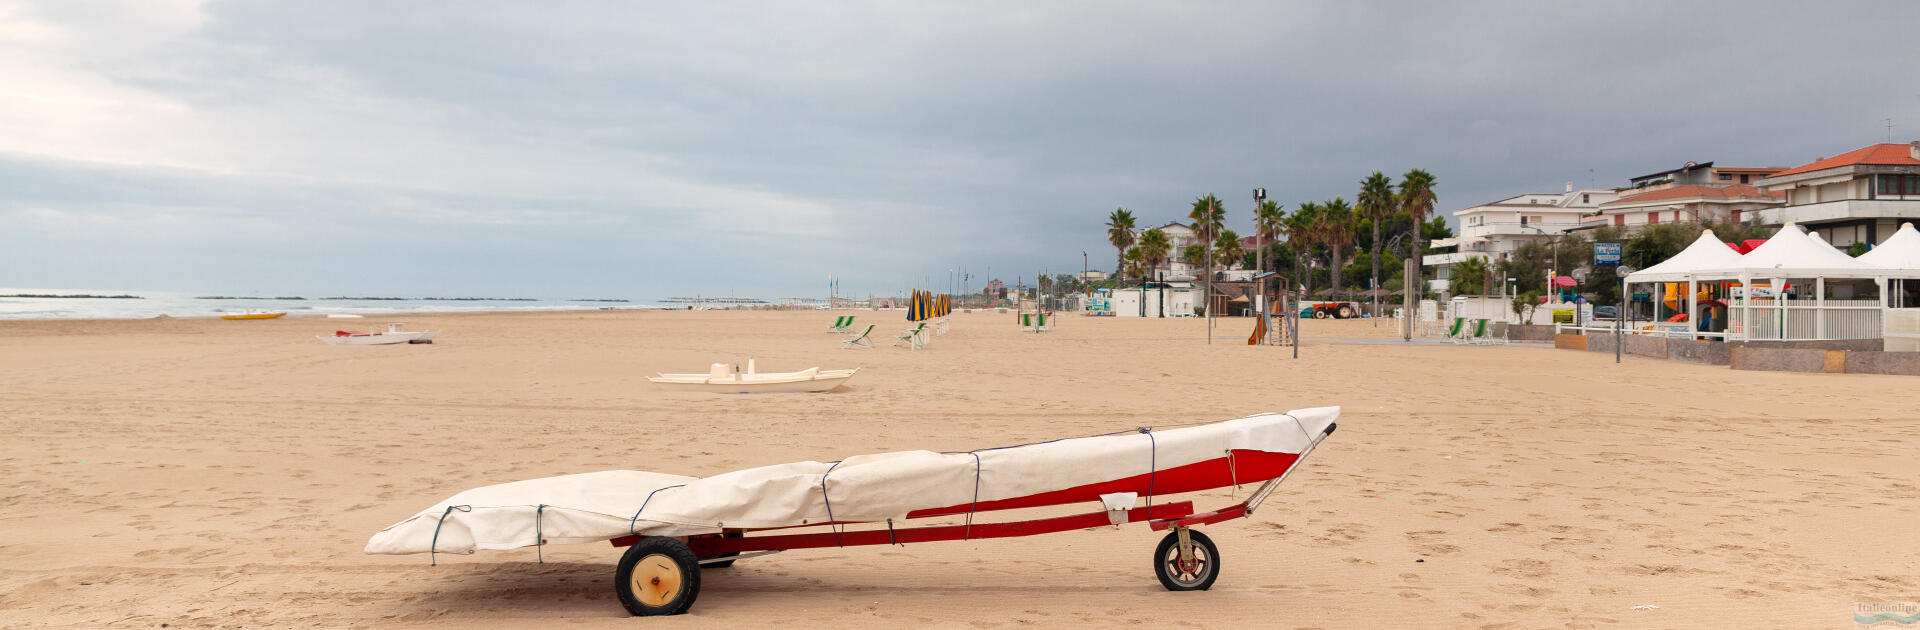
892;322;928;349
1443;317;1466;343
841;324;875;349
827;315;854;333
1487;321;1509;345
1463;319;1491;345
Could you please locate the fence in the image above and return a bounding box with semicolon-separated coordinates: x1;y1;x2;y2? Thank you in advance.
1726;299;1882;341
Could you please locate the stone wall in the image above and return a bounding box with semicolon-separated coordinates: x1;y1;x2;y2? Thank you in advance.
1511;325;1557;342
1622;335;1668;358
1843;351;1920;375
1729;347;1840;373
1666;338;1733;365
1552;330;1920;375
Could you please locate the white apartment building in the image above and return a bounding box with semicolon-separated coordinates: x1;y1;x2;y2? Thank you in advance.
1755;141;1920;248
1422;186;1618;292
1139;221;1202;282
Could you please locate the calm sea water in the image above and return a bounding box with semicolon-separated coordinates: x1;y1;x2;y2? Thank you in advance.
0;288;662;320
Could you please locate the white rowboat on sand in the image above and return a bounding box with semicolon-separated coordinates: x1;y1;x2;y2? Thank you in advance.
317;322;439;346
647;360;857;393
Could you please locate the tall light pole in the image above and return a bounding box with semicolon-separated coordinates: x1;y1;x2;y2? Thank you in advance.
1254;187;1267;318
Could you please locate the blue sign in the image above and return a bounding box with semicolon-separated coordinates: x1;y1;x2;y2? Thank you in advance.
1594;242;1622;265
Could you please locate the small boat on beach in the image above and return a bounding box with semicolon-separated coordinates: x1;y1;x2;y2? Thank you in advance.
221;310;286;320
317;323;438;346
647;360;857;393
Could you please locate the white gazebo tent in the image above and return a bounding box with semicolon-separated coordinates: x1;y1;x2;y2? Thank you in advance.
1860;222;1920;308
1690;223;1920;340
1621;229;1746;337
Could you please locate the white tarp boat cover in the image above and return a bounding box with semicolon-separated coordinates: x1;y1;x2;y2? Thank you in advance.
366;407;1339;556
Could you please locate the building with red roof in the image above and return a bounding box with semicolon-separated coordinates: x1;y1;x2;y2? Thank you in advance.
1596;183;1786;228
1756;141;1920;247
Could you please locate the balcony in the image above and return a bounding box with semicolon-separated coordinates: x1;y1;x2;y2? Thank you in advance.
1753;199;1920;225
1422;251;1489;267
1459;222;1584;239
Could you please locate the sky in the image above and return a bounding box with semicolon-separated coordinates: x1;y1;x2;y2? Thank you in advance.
4;1;1918;299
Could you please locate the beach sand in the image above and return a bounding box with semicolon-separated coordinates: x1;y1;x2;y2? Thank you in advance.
2;310;1916;628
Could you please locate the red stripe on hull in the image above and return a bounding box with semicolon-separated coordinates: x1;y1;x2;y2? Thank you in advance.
904;449;1299;519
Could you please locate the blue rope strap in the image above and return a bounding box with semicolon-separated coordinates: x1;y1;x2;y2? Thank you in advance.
629;484;686;536
535;504;546;564
820;461;845;547
429;505;472;566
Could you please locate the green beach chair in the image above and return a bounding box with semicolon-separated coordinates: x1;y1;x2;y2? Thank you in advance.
1467;319;1491;344
841;324;875;349
827;315;854;333
892;322;927;349
1444;317;1466;342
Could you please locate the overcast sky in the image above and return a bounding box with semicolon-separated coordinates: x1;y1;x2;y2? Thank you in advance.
4;1;1917;299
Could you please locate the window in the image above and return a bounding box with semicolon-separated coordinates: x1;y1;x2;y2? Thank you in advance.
1731;209;1742;223
1718;173;1732;181
1740;174;1750;184
1879;174;1920;196
1647;212;1660;224
1613;214;1625;226
1520;215;1528;226
1582;194;1590;203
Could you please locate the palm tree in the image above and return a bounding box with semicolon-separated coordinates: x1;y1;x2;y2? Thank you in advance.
1189;194;1226;327
1182;243;1206;269
1105;208;1137;287
1288;202;1320;291
1357;171;1396;297
1397;169;1439;285
1287;201;1321;296
1254;200;1285;274
1124;246;1146;316
1138;228;1171;317
1452;255;1490;295
1317;197;1356;293
1214;229;1243;270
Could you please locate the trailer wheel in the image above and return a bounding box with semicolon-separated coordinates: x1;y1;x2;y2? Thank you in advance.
1153;529;1219;591
1336;305;1356;319
615;536;701;616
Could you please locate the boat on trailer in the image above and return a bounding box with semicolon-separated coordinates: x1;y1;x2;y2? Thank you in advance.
646;360;857;393
365;407;1339;616
317;322;438;345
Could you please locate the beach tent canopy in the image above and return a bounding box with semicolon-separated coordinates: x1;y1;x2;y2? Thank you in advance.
1859;222;1920;270
1623;229;1746;283
1696;223;1920;280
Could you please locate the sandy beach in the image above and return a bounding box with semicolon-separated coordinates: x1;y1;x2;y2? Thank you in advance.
2;310;1916;628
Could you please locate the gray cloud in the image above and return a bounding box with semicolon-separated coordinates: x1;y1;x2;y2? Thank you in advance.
3;1;1917;298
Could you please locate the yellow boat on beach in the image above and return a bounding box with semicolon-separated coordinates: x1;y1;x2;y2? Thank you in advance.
220;311;286;320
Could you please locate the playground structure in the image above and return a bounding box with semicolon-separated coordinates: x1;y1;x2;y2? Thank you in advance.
1246;272;1297;349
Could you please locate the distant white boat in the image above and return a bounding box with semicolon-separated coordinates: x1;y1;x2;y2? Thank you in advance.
318;322;438;346
648;360;857;393
327;313;365;319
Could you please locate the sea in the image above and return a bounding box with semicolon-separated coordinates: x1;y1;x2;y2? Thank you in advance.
0;288;663;320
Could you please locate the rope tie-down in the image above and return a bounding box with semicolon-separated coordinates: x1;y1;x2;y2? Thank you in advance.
628;484;687;536
535;504;546;564
429;505;472;566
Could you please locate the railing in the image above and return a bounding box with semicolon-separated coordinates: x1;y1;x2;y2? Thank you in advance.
1726;299;1882;341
